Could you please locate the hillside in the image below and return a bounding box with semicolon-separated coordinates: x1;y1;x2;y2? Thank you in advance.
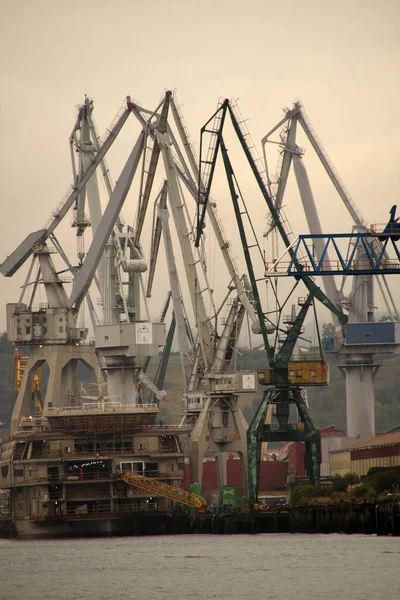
1;332;400;434
307;352;400;433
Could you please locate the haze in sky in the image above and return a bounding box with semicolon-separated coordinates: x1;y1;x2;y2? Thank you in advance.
1;0;399;331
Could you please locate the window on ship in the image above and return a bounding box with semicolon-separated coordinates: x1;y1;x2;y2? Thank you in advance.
161;435;176;453
13;442;27;460
144;462;158;477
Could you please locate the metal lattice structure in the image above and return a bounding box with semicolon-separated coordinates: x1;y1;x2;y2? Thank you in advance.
122;471;207;510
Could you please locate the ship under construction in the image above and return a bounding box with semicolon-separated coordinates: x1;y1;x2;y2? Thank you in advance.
0;396;200;537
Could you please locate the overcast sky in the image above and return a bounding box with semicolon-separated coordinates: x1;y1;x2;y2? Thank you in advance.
1;0;400;332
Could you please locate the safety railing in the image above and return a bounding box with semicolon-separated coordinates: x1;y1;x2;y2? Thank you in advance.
46;402;159;414
114;502;159;514
12;471;114;485
65;500;111;516
370;223;400;236
31;450;63;459
265;258;400;275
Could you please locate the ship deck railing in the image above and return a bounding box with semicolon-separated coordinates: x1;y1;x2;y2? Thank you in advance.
139;424;191;431
14;422;190;437
27;446;182;460
11;471;184;485
45;402;159;414
28;503;167;521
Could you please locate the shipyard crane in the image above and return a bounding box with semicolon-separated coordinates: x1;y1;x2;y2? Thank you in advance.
195;99;349;503
1;96;171;434
47;90;260;495
261;100;397;320
31;90;261;495
138;91;262;492
131;93;263;337
4;230;101;434
1;97;136;433
69;96;173;406
261;101;400;441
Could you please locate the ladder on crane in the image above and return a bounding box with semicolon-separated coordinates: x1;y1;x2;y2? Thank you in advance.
121;472;207;510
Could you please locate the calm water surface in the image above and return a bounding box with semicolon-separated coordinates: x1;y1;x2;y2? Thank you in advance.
0;534;399;600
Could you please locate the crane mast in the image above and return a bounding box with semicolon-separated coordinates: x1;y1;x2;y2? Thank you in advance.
157;187;194;389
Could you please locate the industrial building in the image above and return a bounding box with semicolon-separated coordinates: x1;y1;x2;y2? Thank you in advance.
329;431;400;477
264;426;348;479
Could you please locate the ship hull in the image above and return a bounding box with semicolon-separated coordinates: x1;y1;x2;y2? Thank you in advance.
6;513;190;539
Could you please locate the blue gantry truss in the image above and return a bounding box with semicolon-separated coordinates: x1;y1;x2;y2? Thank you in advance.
284;233;400;277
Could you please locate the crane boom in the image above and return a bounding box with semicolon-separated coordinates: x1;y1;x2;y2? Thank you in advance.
157;128;214;370
1;104;132;278
158;187;195;387
227;103;347;326
296;104;366;228
135;95;170;244
220;139;272;362
69;130;145;312
146;183;167;298
171;94;261;334
153;313;176;400
122;472;207;510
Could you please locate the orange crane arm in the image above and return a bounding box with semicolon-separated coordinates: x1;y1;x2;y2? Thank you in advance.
122;472;207;510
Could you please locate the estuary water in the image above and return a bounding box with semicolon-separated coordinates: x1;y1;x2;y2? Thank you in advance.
0;534;399;600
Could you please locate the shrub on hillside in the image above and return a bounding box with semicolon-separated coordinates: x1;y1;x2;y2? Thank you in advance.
329;473;361;493
290;485;326;506
367;467;400;495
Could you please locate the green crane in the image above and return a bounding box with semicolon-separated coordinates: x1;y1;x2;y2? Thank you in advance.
196;100;347;504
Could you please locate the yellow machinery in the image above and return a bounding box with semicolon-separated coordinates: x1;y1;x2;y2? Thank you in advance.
122;471;207;510
14;349;43;412
259;361;329;460
258;360;329;387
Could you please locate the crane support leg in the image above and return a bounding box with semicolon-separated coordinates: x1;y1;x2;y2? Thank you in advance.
247;391;271;506
294;389;321;486
11;358;45;435
247;387;321;505
188;399;211;487
188;397;249;494
11;345;100;435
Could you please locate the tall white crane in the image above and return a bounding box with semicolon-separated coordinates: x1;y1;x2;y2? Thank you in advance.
2;96;168;434
262;101;400;440
69;96;172;405
138;92;263;491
